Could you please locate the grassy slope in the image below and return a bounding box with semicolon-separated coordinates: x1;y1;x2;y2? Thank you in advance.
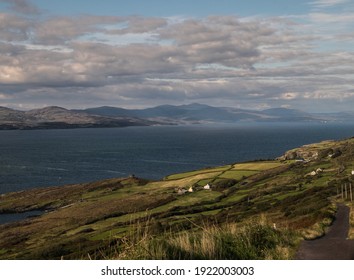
1;137;354;259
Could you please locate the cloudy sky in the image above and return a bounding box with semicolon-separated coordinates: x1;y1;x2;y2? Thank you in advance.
0;0;354;112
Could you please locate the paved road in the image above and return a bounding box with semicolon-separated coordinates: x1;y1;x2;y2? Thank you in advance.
296;204;354;260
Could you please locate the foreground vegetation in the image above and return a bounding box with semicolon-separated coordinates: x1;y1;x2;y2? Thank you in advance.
1;137;354;259
103;216;298;260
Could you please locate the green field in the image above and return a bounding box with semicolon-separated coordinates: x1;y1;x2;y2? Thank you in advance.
220;170;259;180
232;161;283;171
165;165;231;180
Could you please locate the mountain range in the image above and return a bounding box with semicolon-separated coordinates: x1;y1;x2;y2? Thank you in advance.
1;103;353;130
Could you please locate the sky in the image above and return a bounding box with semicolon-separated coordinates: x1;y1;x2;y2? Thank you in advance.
0;0;354;112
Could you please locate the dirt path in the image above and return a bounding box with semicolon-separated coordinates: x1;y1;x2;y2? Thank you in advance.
296;204;354;260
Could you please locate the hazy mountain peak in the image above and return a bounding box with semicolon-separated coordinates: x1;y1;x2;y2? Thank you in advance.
179;103;212;110
262;107;305;114
27;106;69;113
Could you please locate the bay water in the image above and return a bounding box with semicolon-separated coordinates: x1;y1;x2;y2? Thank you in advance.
1;122;354;195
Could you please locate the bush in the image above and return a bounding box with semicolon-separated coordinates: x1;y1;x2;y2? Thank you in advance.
213;179;238;190
33;243;72;259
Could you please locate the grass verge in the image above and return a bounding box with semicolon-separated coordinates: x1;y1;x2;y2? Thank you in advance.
105;217;299;260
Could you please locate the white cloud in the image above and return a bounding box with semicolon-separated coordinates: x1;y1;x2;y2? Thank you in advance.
0;6;354;112
310;0;349;8
0;66;25;83
0;93;8;99
309;12;354;23
0;12;32;41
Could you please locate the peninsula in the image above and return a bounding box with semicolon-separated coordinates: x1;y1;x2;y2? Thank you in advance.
1;137;354;259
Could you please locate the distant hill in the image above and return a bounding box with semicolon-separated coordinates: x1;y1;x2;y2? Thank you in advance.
261;108;317;122
79;103;330;123
0;106;156;130
77;106;135;118
1;103;353;130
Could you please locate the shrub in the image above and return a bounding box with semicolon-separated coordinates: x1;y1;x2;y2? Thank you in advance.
213;179;238;190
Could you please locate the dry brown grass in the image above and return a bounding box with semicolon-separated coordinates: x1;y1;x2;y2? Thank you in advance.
109;215;299;260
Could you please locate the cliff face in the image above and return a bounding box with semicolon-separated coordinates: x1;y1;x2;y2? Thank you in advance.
280;148;320;161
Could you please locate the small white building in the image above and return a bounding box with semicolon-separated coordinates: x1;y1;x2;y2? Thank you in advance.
203;184;211;190
351;170;354;175
188;187;194;193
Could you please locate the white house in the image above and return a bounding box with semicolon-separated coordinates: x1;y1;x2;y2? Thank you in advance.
203;184;211;190
351;170;354;175
188;187;194;193
316;168;323;174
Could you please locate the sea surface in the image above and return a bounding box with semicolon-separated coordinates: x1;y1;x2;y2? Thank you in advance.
1;122;354;195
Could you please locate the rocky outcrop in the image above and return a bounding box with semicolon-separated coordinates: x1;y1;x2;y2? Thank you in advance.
278;140;343;161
